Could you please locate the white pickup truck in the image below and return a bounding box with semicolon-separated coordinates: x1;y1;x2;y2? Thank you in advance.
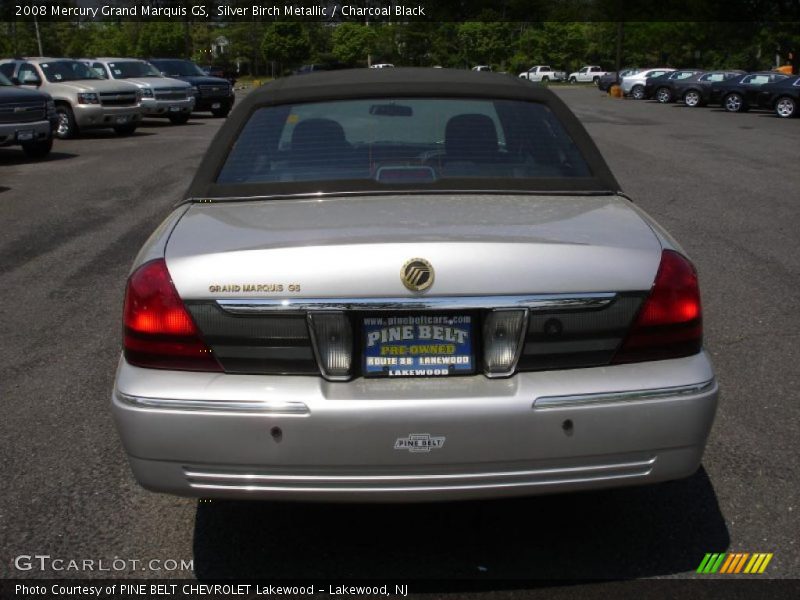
568;65;608;84
518;65;566;82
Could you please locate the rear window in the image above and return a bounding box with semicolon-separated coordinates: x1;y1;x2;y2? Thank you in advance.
216;98;592;186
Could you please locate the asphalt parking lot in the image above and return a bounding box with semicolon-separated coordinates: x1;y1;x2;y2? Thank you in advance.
0;87;797;585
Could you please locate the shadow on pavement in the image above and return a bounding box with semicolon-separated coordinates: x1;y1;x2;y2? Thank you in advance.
192;467;728;582
138;120;206;128
0;150;78;165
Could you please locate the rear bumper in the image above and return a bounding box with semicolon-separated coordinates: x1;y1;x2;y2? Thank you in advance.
0;120;51;146
73;104;142;129
112;352;718;502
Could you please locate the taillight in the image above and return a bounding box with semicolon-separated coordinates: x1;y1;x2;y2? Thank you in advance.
612;249;702;364
123;259;221;371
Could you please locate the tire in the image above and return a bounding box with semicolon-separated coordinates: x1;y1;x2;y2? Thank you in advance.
774;96;796;118
54;105;78;139
211;105;231;118
541;76;549;83
723;93;745;113
631;85;645;100
168;113;190;125
569;76;577;84
683;89;702;107
21;137;53;159
655;87;672;103
592;76;600;85
113;123;138;136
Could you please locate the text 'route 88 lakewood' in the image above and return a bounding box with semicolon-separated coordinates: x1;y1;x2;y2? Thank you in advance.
14;583;410;596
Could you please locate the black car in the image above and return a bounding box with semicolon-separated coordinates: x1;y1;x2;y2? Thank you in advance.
672;71;746;107
757;75;800;118
0;70;56;158
709;71;790;112
645;69;705;103
148;59;235;117
597;67;639;92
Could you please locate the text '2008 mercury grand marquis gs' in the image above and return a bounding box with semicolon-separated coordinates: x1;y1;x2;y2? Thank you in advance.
112;69;718;502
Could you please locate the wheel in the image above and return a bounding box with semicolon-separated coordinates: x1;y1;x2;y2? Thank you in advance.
592;76;600;85
168;113;190;125
683;89;702;107
210;105;231;118
54;105;78;139
569;76;577;84
541;76;549;83
655;87;672;103
113;123;138;136
631;85;645;100
723;93;745;112
21;137;53;159
775;96;796;118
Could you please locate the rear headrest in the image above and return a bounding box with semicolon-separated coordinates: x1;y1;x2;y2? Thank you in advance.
291;118;349;153
444;113;499;160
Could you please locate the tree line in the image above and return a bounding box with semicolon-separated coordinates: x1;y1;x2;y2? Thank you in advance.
2;21;797;76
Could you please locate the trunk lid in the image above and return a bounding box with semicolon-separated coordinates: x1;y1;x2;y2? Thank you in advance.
165;194;662;299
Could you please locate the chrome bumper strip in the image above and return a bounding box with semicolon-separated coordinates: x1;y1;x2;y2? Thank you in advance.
534;379;716;409
116;392;309;415
217;293;616;314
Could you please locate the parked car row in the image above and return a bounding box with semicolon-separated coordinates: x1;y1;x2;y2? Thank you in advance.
0;56;236;158
610;66;798;118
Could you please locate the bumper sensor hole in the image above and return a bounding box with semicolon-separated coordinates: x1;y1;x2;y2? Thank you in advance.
562;419;574;435
270;427;283;442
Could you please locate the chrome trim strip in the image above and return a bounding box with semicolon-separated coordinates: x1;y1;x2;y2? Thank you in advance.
533;379;716;409
217;293;616;314
186;471;652;493
116;392;309;415
184;457;656;483
186;190;616;204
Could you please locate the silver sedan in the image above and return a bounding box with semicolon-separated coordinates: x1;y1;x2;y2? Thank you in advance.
112;69;717;502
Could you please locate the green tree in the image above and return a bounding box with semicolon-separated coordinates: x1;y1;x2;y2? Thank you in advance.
262;22;311;74
331;23;377;66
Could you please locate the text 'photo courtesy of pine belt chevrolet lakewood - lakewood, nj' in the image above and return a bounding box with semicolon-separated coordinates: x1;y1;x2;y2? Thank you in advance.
111;68;717;502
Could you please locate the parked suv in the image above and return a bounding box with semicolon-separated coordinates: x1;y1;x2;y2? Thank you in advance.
0;70;56;158
0;58;142;138
148;59;234;117
82;58;194;125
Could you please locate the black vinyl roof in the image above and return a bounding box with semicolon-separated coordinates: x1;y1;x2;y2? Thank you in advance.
185;68;620;201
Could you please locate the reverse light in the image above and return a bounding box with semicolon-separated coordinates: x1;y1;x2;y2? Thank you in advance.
307;312;353;380
123;259;221;371
483;309;528;377
613;249;703;364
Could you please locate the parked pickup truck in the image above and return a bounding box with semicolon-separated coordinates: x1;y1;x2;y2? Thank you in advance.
0;70;56;158
568;65;608;84
518;66;566;83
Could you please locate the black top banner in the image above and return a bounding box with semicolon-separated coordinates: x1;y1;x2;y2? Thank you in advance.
4;0;800;22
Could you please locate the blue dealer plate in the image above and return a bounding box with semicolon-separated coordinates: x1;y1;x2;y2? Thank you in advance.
363;314;474;377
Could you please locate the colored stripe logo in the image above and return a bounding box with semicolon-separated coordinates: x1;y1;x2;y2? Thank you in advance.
697;552;773;574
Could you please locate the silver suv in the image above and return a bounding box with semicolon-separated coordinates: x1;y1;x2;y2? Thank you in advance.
1;58;143;138
83;58;194;125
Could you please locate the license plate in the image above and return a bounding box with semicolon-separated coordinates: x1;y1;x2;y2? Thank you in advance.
115;116;129;124
363;314;474;377
16;129;35;141
211;102;221;109
169;106;181;112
